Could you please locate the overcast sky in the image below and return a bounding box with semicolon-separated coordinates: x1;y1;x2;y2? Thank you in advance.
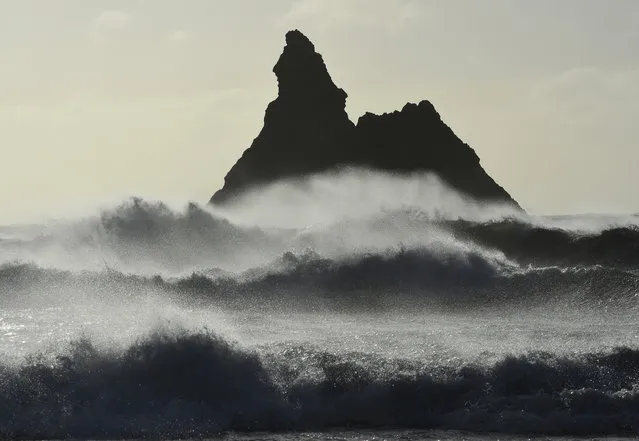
1;0;638;223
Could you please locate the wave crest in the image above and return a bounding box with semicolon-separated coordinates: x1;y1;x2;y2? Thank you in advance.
3;244;639;310
1;330;639;438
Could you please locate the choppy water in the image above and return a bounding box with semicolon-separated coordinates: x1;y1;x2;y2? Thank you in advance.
1;171;639;439
208;432;633;440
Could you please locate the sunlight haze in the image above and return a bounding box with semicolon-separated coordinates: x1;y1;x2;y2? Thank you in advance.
1;0;638;223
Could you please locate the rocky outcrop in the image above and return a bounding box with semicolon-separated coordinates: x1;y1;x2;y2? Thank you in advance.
353;101;516;204
210;30;520;208
210;30;355;204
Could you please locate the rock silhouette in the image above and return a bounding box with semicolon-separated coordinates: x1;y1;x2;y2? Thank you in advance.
210;30;519;208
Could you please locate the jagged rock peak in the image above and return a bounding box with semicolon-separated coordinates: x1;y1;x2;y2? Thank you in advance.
209;31;521;209
284;29;314;50
358;100;439;124
273;30;347;107
209;30;355;204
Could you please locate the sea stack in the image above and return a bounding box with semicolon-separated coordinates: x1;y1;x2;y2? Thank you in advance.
210;30;520;208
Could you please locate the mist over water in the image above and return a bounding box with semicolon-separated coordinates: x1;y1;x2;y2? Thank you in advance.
1;169;639;439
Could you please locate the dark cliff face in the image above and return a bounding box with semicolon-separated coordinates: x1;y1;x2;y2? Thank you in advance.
210;30;355;204
353;101;517;205
210;30;520;209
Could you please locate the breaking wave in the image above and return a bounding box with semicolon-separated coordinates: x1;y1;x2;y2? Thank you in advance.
3;247;638;311
1;329;638;439
2;193;638;278
0;198;282;275
2;172;639;438
451;218;639;269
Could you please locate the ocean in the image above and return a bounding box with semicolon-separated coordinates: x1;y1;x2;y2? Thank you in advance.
1;173;639;440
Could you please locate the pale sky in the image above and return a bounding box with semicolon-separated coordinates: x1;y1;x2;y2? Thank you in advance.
1;0;638;223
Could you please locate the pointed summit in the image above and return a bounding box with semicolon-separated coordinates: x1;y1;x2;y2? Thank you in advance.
210;30;354;204
284;29;314;48
273;30;347;108
210;31;520;209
